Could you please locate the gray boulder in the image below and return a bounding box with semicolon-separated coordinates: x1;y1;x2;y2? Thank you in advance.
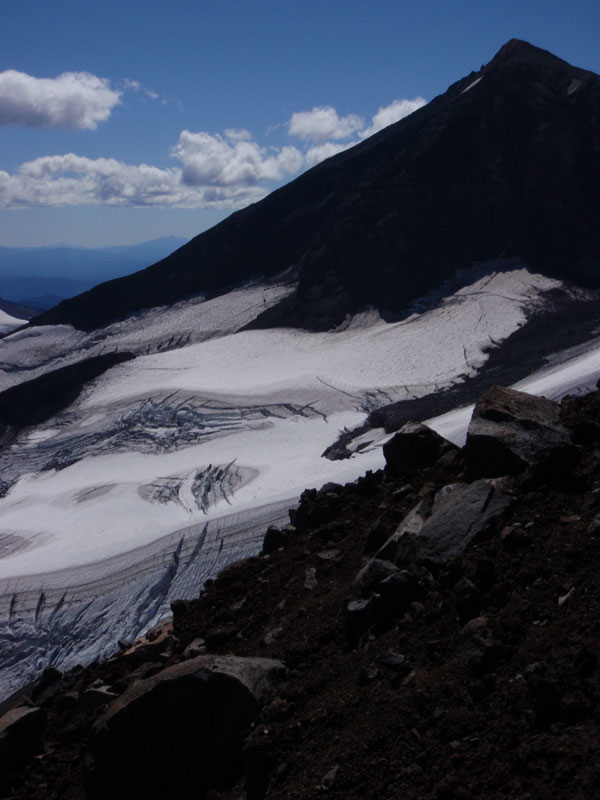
464;385;574;479
414;479;513;565
85;655;283;800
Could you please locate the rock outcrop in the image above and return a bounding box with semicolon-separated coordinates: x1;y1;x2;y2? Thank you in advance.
464;385;576;478
85;656;283;800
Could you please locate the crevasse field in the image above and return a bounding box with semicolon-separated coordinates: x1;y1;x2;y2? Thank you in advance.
1;265;600;698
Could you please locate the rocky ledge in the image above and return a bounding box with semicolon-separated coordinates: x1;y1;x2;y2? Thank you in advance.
3;384;600;799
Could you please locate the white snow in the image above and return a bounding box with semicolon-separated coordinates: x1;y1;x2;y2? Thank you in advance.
0;309;26;335
0;267;563;579
461;76;483;94
427;335;600;446
0;281;295;393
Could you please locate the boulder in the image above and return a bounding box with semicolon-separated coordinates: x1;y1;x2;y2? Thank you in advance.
373;500;427;563
262;525;288;555
464;386;574;479
383;422;457;476
344;598;374;650
414;480;512;565
454;617;501;672
0;706;46;786
375;571;423;621
85;655;284;800
353;558;399;591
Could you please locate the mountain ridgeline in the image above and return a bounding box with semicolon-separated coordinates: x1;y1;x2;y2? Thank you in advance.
32;40;600;332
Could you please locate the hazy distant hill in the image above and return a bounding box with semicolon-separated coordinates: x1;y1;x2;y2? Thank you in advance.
0;297;40;319
0;236;188;309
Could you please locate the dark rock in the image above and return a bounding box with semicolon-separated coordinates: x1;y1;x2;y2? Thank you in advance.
354;558;399;591
30;666;62;704
243;726;273;800
356;667;380;686
85;656;283;800
304;567;318;589
454;577;481;621
561;692;594;723
586;514;600;536
373;501;427;563
293;489;343;530
473;558;497;592
262;525;288;555
183;638;207;659
80;686;119;709
0;706;46;785
363;513;396;554
383;422;457;476
454;617;502;672
529;678;562;728
464;386;574;479
344;598;374;650
375;571;423;622
204;626;238;648
379;651;408;671
414;480;513;565
501;524;530;553
575;646;598;678
320;764;340;789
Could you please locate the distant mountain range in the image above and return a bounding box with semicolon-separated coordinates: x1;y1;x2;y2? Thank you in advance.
0;236;188;309
32;39;600;331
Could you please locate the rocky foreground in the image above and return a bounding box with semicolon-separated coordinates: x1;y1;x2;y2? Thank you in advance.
3;385;600;799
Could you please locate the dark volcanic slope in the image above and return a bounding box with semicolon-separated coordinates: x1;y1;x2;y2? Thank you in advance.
33;40;600;332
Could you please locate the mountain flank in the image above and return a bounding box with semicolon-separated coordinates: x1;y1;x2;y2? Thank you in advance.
3;384;600;798
31;40;600;332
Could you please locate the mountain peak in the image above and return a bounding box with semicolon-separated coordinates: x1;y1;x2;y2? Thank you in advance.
492;38;552;61
486;37;588;77
32;42;600;333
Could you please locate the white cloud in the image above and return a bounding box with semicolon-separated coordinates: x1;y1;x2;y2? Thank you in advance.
0;95;428;209
0;70;121;130
173;129;303;187
288;106;364;143
0;153;269;210
121;78;160;101
302;97;427;166
0;124;304;209
305;141;354;167
359;97;427;139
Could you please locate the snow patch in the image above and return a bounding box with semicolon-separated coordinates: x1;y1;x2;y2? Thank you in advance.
461;76;483;94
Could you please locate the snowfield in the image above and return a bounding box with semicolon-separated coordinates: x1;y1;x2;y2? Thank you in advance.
2;263;600;699
0;308;26;336
0;266;562;578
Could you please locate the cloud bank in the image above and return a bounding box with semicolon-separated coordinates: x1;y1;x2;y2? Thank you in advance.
0;96;427;208
288;106;364;142
173;129;303;187
0;70;121;130
292;97;428;166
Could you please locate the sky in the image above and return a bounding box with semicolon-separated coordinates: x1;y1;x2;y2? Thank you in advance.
1;0;599;250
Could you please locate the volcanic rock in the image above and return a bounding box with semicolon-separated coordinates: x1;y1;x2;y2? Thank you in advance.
85;655;283;800
464;385;574;478
413;480;513;565
0;706;46;788
383;422;457;476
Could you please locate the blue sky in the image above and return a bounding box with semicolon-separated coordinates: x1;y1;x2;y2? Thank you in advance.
1;0;599;248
